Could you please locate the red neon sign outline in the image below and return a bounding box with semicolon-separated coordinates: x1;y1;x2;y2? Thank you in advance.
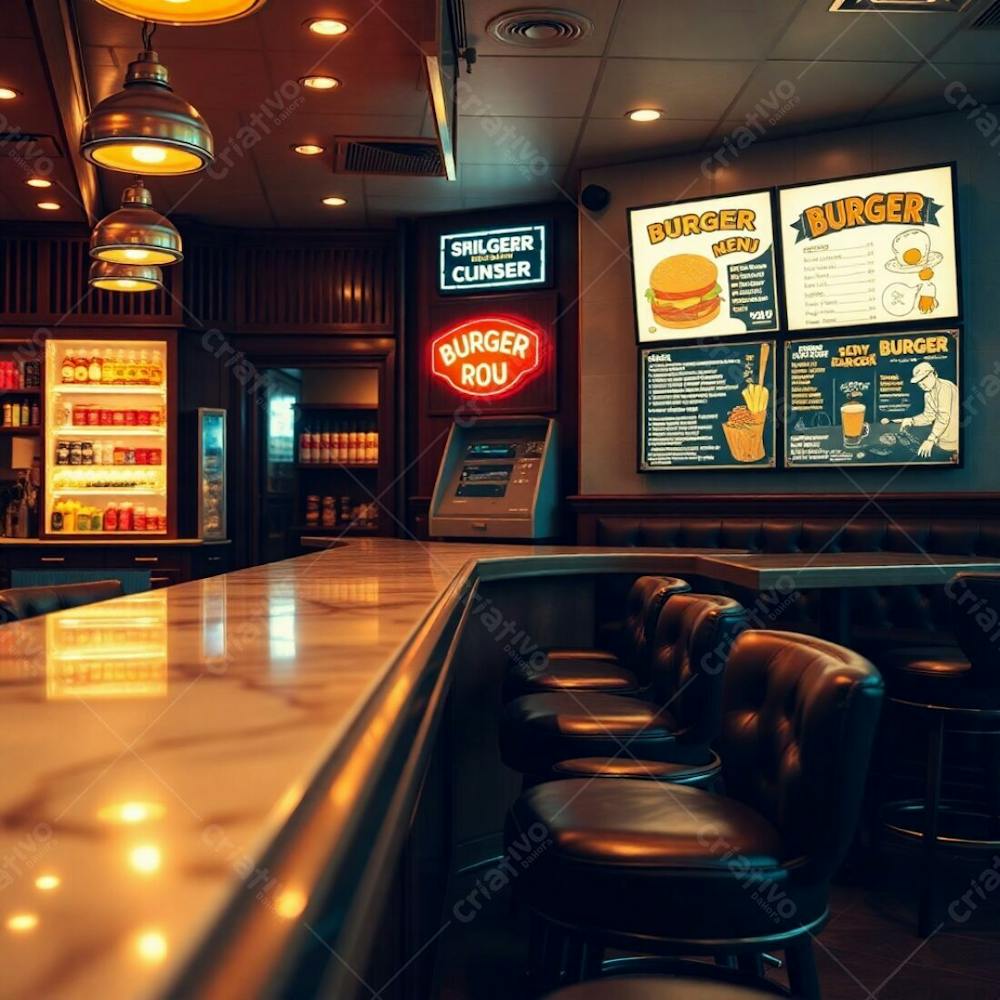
430;315;545;400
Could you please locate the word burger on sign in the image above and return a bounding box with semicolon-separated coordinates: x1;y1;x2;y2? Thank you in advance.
431;318;543;398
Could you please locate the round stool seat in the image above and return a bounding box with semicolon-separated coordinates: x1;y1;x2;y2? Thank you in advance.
880;647;972;703
542;974;787;999
504;656;639;701
551;753;720;786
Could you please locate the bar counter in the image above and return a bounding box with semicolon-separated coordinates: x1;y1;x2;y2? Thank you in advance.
3;538;998;999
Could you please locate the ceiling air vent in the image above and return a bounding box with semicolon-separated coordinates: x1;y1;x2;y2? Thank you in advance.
334;137;444;177
486;7;594;47
829;0;970;11
971;0;1000;27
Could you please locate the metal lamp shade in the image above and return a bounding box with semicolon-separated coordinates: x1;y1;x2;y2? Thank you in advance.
81;50;214;175
89;260;164;293
91;183;183;266
92;0;267;26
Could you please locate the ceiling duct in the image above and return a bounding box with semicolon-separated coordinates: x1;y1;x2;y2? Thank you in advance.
829;0;970;11
486;7;594;47
334;137;445;177
970;0;1000;26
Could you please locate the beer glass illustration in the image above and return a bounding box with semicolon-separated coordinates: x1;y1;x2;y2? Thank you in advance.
841;401;869;448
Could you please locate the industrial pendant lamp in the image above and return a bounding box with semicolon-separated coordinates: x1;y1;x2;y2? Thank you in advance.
80;22;213;175
92;0;267;26
90;180;182;266
89;260;164;293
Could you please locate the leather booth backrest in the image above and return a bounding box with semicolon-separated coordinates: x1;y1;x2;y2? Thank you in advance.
594;515;1000;640
649;593;748;745
949;572;1000;685
720;630;884;876
620;575;691;675
0;580;125;624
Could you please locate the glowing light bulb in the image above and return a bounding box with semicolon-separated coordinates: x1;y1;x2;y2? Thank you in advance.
122;248;152;262
130;145;168;165
34;874;61;891
27;177;51;188
307;19;348;36
626;108;663;122
301;76;340;91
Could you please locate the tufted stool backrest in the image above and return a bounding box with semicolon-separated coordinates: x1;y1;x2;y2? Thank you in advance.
620;576;691;677
648;594;748;746
948;572;1000;687
719;630;883;877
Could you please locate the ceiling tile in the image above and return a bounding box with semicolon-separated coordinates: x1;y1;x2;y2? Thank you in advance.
576;118;716;168
459;163;570;198
611;0;801;60
935;20;1000;63
592;58;757;120
464;0;616;57
771;0;964;63
0;0;36;39
726;60;913;129
457;115;580;166
869;61;1000;119
461;56;601;116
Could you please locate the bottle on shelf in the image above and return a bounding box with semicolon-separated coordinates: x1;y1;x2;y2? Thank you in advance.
150;350;164;386
299;424;311;464
61;350;75;384
73;349;89;384
88;350;102;384
137;350;151;385
319;424;331;464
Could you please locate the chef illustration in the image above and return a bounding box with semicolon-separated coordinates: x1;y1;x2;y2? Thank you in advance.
900;360;959;458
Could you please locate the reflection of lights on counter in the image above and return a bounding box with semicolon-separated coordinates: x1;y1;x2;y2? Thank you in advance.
34;873;60;892
128;844;162;874
135;929;168;963
274;888;307;920
98;801;166;825
6;912;39;933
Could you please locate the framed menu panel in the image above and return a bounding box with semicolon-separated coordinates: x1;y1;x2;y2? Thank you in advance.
784;329;961;469
778;164;960;332
640;340;776;471
629;189;780;344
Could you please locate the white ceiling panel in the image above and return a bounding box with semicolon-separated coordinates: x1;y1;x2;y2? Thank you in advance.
457;115;581;166
576;117;716;168
461;56;601;116
869;61;1000;119
771;0;963;63
592;58;758;120
612;0;802;60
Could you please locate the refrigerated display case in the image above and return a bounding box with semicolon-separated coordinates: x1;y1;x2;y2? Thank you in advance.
197;408;226;540
43;335;176;538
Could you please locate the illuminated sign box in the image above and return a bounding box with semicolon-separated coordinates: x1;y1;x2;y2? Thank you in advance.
439;223;551;294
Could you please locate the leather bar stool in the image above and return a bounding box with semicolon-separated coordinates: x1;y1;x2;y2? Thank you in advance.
542;974;788;999
878;571;1000;936
505;631;884;998
500;594;748;780
0;580;124;623
503;576;691;701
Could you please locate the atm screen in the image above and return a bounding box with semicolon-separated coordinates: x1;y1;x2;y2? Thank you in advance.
466;442;517;459
456;463;513;498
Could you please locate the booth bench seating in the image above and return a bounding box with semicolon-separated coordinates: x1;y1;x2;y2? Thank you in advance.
592;516;1000;658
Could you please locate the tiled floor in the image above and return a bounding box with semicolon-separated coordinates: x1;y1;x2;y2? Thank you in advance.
435;867;1000;999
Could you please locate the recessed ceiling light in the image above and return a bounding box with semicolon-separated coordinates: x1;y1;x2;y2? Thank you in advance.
37;201;61;211
301;75;340;91
292;143;325;156
92;0;268;25
322;196;347;207
0;87;20;101
626;108;663;122
26;177;52;188
306;18;349;36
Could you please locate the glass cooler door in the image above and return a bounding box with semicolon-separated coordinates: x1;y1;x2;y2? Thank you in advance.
197;408;226;540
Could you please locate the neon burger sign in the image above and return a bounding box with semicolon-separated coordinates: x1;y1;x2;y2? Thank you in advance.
430;317;544;398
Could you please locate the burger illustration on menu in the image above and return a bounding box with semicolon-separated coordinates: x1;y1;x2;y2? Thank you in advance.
645;255;722;330
628;189;780;343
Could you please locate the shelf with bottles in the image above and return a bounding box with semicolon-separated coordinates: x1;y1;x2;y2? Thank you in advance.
302;494;380;532
53;438;164;469
49;499;167;533
0;359;42;392
297;418;379;466
0;397;41;430
53;345;166;390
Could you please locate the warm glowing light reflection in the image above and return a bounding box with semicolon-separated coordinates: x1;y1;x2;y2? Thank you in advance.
306;18;348;36
26;177;51;188
128;844;162;873
91;144;204;175
37;201;61;211
626;108;663;122
274;888;307;920
135;929;168;963
34;874;61;892
98;801;167;825
0;88;19;101
292;143;325;156
322;196;347;207
301;76;340;91
6;912;38;933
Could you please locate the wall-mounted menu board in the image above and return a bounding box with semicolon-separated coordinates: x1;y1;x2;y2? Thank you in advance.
778;164;960;332
629;190;780;343
640;340;776;471
785;329;960;469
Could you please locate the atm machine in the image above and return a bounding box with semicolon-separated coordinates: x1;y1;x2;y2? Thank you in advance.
429;416;559;540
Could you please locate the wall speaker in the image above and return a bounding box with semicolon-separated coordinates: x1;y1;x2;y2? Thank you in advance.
580;184;611;212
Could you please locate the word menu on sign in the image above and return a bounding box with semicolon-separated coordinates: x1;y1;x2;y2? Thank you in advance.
785;329;961;468
779;165;960;332
629;190;780;343
641;340;776;470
